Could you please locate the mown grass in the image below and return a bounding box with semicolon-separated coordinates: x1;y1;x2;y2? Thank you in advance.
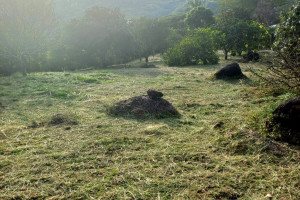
0;56;299;200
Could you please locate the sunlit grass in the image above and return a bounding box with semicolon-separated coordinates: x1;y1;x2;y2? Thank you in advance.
0;56;299;199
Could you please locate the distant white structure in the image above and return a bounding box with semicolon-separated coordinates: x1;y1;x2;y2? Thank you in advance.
269;25;277;29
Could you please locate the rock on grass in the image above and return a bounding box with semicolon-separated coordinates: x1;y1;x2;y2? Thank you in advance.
215;63;245;79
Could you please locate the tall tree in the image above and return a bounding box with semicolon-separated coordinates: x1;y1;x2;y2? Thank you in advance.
214;9;270;59
253;0;280;25
187;0;206;8
132;17;170;63
57;6;136;69
185;6;215;29
0;0;56;75
218;0;259;12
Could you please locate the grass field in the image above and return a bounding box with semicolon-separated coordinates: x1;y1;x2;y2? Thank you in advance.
0;56;299;200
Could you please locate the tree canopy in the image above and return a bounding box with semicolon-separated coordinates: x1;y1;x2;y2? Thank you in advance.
185;6;215;29
0;0;56;75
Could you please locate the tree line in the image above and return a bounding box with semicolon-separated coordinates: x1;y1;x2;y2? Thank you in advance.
0;0;297;79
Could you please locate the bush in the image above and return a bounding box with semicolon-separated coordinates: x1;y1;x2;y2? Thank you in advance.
252;2;300;93
163;28;220;66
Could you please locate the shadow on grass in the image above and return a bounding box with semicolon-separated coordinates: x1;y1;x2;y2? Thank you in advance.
214;75;255;86
103;66;162;77
168;63;222;71
107;112;183;127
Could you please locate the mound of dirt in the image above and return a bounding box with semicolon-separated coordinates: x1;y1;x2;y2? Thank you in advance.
243;51;260;62
266;97;300;145
215;63;245;79
147;90;163;100
48;114;78;126
109;91;179;118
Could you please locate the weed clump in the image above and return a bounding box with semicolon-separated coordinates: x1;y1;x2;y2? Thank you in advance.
48;114;78;126
77;75;99;83
108;90;180;118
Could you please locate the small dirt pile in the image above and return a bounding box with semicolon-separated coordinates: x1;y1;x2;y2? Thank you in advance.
48;114;78;126
109;90;179;118
242;51;260;62
215;63;245;79
266;97;300;145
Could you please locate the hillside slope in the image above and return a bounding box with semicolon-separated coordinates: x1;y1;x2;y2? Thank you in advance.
53;0;218;20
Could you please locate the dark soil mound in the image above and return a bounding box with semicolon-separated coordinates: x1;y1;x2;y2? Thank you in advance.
215;63;245;79
147;90;163;100
48;114;78;126
243;51;260;62
266;97;300;145
109;91;179;118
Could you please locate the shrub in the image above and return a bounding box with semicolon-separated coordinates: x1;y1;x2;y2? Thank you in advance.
163;28;220;66
252;2;300;93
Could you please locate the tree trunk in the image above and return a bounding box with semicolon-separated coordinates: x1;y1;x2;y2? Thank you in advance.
19;56;27;76
225;50;228;60
145;56;149;63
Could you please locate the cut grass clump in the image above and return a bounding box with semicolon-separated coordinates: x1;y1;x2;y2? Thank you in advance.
48;114;78;126
28;113;79;128
53;88;77;99
77;75;99;83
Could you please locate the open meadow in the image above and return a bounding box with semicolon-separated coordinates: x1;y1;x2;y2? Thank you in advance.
0;56;299;200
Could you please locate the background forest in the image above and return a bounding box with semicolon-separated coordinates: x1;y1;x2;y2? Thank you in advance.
0;0;296;76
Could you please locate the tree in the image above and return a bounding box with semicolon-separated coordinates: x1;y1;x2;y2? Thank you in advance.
132;17;170;63
55;6;136;70
0;0;56;75
164;28;221;66
185;6;215;29
253;2;300;92
253;0;280;25
187;0;206;8
218;0;259;13
214;9;271;59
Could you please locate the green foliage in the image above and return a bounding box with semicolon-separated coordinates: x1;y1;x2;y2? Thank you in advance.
214;9;272;59
218;0;259;12
164;28;220;66
217;0;296;25
51;7;137;70
0;0;56;75
185;6;215;29
76;75;99;83
254;1;300;92
132;17;171;62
